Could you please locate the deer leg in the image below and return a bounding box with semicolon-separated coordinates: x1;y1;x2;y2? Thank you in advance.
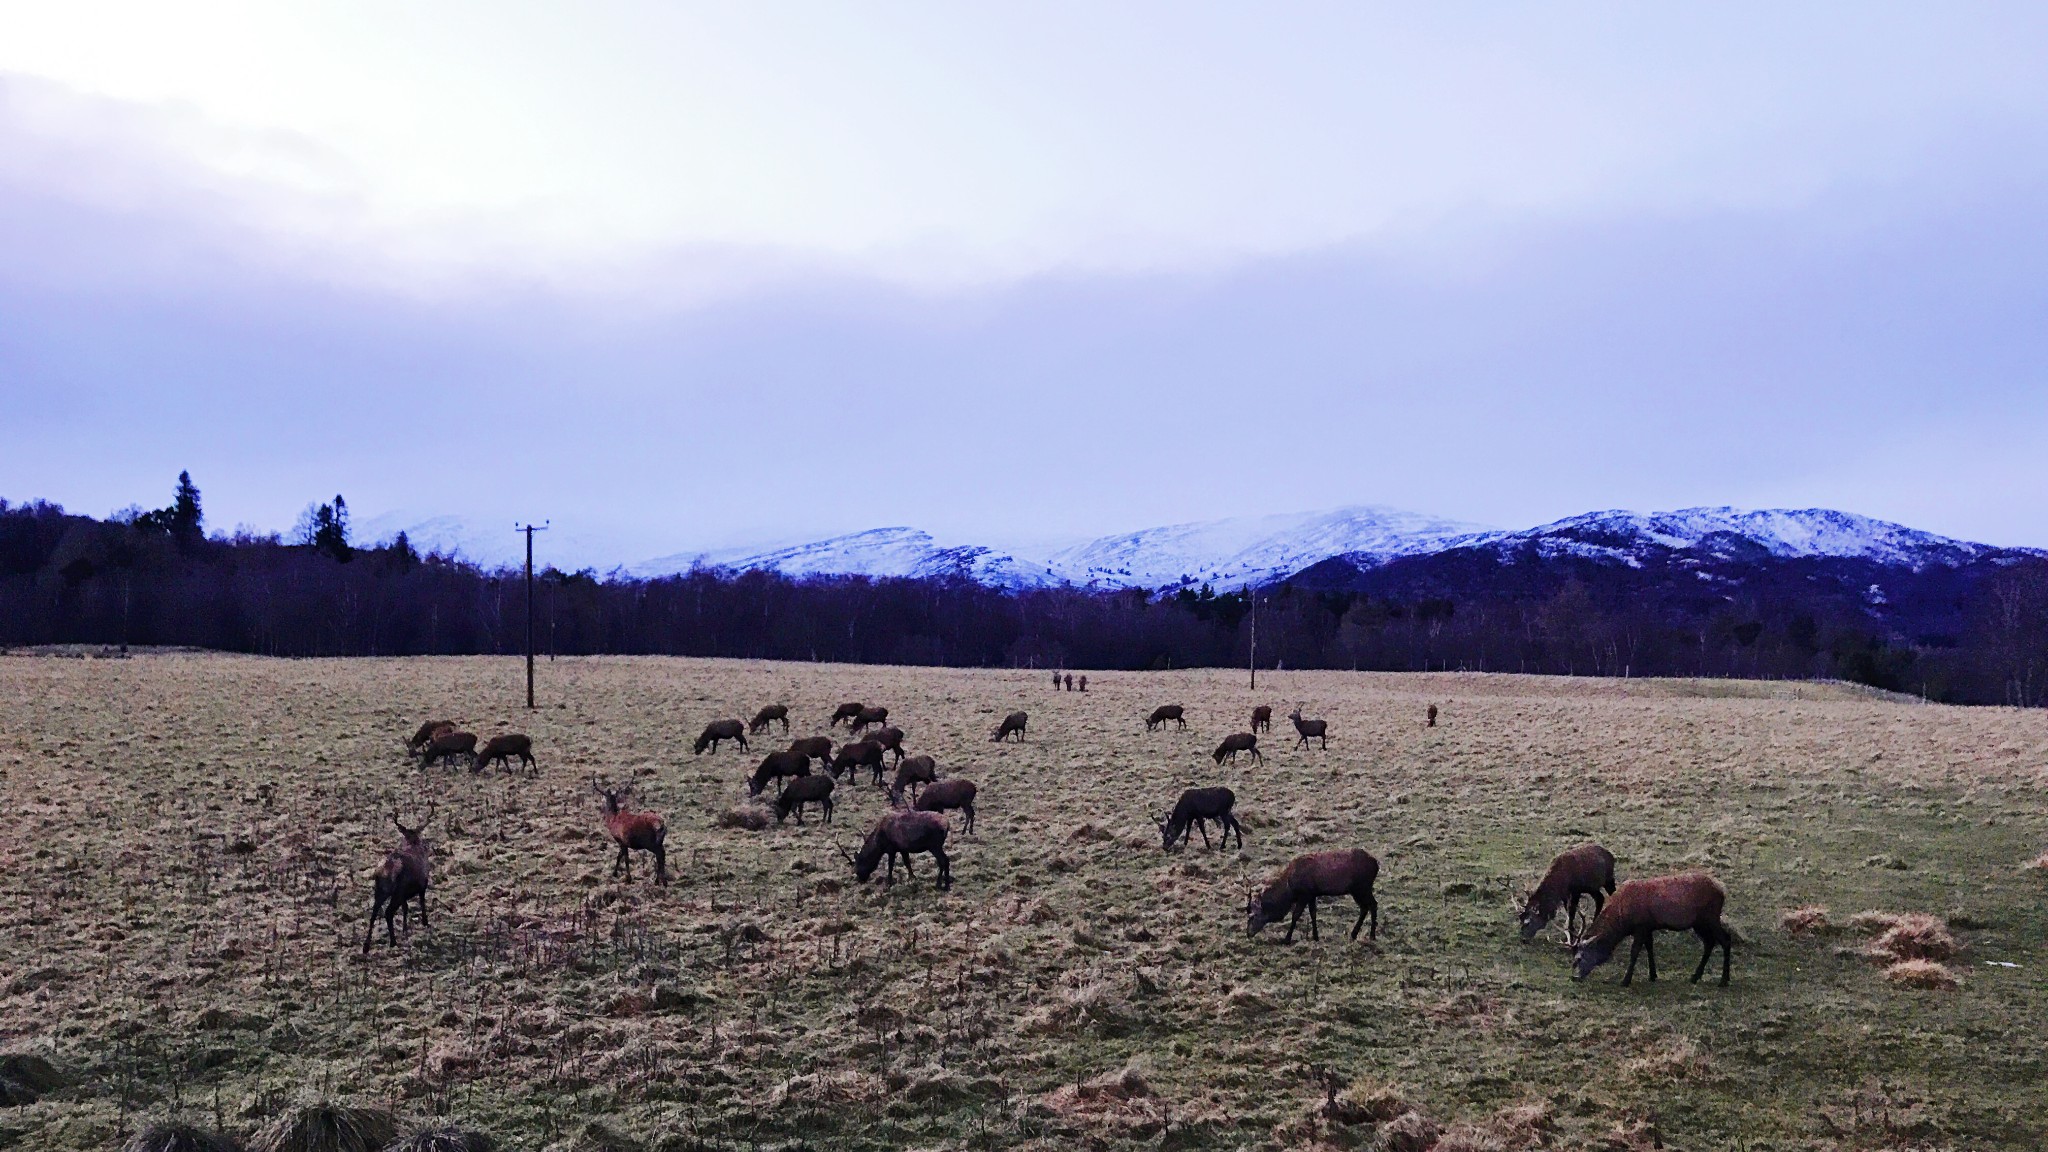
1196;820;1212;850
932;846;952;890
1283;903;1304;943
614;842;630;881
1645;933;1658;981
1720;927;1731;986
1252;749;1264;765
418;889;429;929
653;844;668;886
1308;897;1322;941
1690;927;1715;983
365;895;384;953
1350;894;1370;940
1621;936;1642;985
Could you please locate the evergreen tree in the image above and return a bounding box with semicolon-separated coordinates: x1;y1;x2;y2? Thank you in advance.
307;494;352;562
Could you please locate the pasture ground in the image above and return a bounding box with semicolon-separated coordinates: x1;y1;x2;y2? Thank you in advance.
2;653;2046;1151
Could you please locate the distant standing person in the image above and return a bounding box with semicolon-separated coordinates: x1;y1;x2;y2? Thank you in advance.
1427;704;1438;728
1079;675;1088;692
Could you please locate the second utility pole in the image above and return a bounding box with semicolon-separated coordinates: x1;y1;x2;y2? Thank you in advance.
516;521;549;709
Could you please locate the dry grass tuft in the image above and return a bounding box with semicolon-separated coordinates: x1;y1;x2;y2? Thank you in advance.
715;806;770;831
1322;1076;1412;1126
1035;1064;1168;1134
1883;959;1960;990
1864;914;1959;964
544;1121;643;1152
1624;1035;1708;1083
1845;910;1903;935
2024;851;2048;871
384;1126;497;1152
124;1122;244;1152
249;1098;398;1152
1375;1109;1442;1152
1778;905;1831;936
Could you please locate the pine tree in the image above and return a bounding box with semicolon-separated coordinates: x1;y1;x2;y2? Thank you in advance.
309;494;353;562
170;471;203;548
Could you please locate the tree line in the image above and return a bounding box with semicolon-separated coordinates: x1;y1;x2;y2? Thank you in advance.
4;476;2045;706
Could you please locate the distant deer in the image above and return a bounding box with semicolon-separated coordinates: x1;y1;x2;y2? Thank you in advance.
1518;843;1617;943
1211;732;1261;765
789;736;834;766
592;778;668;885
869;725;906;765
843;810;952;889
421;730;478;770
1572;872;1731;986
829;702;866;728
406;720;455;757
915;778;977;835
1052;671;1062;690
1426;704;1438;728
774;775;835;825
748;749;813;798
1145;705;1186;732
364;804;434;953
476;733;536;775
890;754;937;805
1078;675;1087;692
1250;706;1272;734
1246;849;1379;943
1287;708;1328;750
748;705;791;735
849;706;890;735
693;720;748;755
831;739;884;781
1156;787;1242;851
991;711;1028;743
1063;674;1073;692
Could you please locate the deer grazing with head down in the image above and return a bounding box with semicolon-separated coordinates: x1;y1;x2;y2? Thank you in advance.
1287;708;1328;750
868;725;906;765
1517;843;1617;943
1246;849;1379;943
693;720;749;755
421;730;478;770
889;755;937;805
1145;705;1186;732
991;711;1028;743
476;733;536;774
1156;787;1242;851
841;810;953;889
849;706;890;735
830;702;866;728
364;804;435;953
1571;872;1732;987
591;778;668;885
789;736;834;766
406;720;455;757
1211;732;1262;765
831;739;884;781
749;704;791;735
914;778;977;835
774;774;835;825
748;749;813;798
1250;706;1272;733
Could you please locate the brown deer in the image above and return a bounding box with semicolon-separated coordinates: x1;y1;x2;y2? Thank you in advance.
421;730;478;770
831;739;884;781
1426;704;1438;728
364;804;435;953
1250;705;1272;733
843;810;952;889
790;736;835;766
1156;787;1242;851
592;778;668;885
849;706;890;735
693;719;749;755
1571;872;1731;986
406;720;456;757
915;778;977;835
829;702;866;728
1246;849;1379;943
1287;708;1328;750
476;733;536;775
748;704;791;735
869;725;906;765
1145;705;1186;732
774;774;835;824
889;755;937;805
1518;843;1618;943
991;711;1028;742
747;749;813;798
1212;732;1261;765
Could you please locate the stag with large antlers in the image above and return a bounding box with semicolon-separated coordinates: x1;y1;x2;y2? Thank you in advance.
1287;708;1328;750
1246;849;1379;943
364;804;435;953
1518;843;1617;943
592;778;668;885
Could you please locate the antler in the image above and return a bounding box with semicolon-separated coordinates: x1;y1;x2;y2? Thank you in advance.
835;842;857;864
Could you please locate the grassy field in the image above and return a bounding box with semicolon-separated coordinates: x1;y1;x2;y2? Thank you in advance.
2;653;2045;1151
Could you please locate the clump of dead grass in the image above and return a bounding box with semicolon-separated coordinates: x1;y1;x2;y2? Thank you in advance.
715;806;770;831
1376;1109;1442;1152
1624;1035;1709;1083
1034;1064;1168;1134
1855;913;1959;963
249;1098;397;1152
124;1122;244;1152
1882;959;1960;990
2023;850;2048;871
1778;905;1831;936
384;1126;497;1152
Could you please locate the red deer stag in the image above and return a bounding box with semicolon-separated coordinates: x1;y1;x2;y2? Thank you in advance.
889;755;937;805
693;719;749;755
1211;732;1261;765
592;778;668;885
790;736;834;766
749;704;791;735
869;725;906;765
364;804;435;953
1518;843;1617;943
843;810;952;889
915;779;977;835
1156;787;1242;851
991;711;1028;743
421;730;478;770
476;733;536;775
1246;849;1379;943
406;720;455;757
850;706;890;735
774;775;835;825
1571;872;1731;986
829;702;866;728
1287;708;1328;750
1145;705;1186;732
1426;704;1438;728
831;739;885;781
1250;706;1272;734
748;749;813;798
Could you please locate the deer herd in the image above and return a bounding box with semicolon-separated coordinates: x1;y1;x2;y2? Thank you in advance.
375;683;1736;989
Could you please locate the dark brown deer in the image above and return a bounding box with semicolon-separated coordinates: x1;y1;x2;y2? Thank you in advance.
1145;705;1186;732
364;804;434;953
1246;849;1379;943
747;749;812;798
889;755;937;805
915;778;977;835
1572;872;1731;986
829;702;866;728
1426;704;1438;728
476;733;536;775
849;706;890;735
1287;708;1328;750
991;711;1028;742
1156;787;1242;851
748;704;791;735
774;774;835;824
1518;843;1617;942
831;739;884;781
421;730;478;770
790;736;834;766
843;810;952;889
592;778;668;885
869;725;906;765
693;719;748;755
1250;705;1272;733
1211;732;1261;765
406;720;455;757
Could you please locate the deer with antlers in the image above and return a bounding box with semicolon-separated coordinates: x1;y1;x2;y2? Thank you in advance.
840;810;953;889
1246;849;1380;943
1517;843;1617;943
592;777;668;885
364;804;435;953
1287;708;1328;750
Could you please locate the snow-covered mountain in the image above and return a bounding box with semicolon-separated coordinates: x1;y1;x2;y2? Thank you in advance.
1447;507;2007;572
632;528;1065;587
350;511;635;573
1045;505;1493;588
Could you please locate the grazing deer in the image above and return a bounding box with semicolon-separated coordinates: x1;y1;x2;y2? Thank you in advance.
421;730;478;770
1250;706;1272;733
831;739;884;781
1518;843;1617;943
1246;849;1379;943
1145;705;1187;732
592;778;668;885
1156;787;1242;851
774;775;835;825
1211;732;1262;765
476;733;536;775
364;805;434;953
1572;872;1731;986
869;725;906;765
790;736;834;766
991;711;1028;743
1078;675;1087;692
850;706;890;735
890;755;937;805
693;719;749;755
749;705;791;735
843;810;952;889
915;778;977;835
1426;704;1438;728
1287;708;1328;750
829;702;866;728
748;749;813;798
406;720;456;757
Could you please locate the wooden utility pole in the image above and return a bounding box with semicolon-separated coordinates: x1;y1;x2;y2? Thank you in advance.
516;522;549;709
1247;584;1257;690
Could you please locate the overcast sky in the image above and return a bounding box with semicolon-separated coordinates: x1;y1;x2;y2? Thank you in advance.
4;3;2047;561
